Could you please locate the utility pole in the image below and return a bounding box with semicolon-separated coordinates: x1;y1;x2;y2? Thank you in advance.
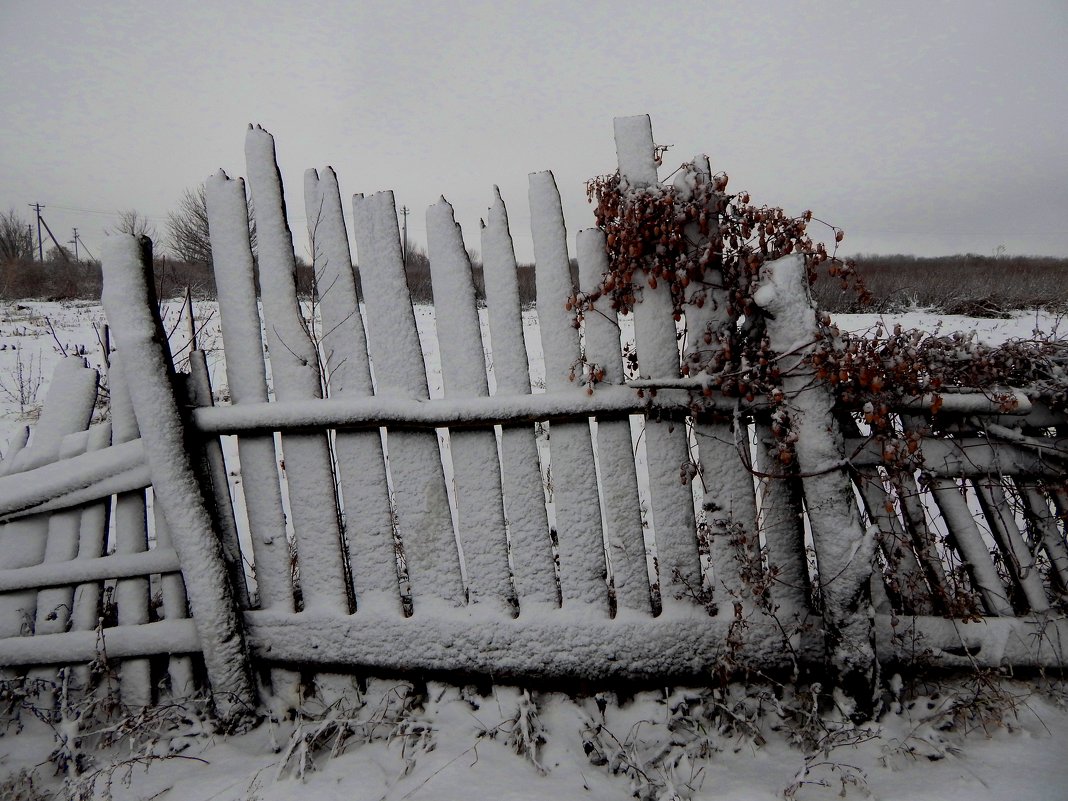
29;203;44;263
400;205;409;267
70;228;80;261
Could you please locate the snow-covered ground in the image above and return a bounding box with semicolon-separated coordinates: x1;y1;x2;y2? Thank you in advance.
1;300;1066;800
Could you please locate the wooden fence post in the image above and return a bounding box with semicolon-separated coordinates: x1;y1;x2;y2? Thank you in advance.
101;234;257;726
753;253;878;720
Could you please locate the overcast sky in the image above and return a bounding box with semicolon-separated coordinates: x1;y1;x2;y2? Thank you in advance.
2;1;1066;266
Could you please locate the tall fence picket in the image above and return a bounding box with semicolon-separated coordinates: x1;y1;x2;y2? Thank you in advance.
480;190;558;607
529;170;608;612
352;190;465;608
304;168;399;617
577;228;651;614
427;198;514;611
669;156;765;607
205;170;294;613
245;127;350;614
613;115;702;610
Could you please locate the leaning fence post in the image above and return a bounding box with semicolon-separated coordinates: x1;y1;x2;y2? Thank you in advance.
753;253;878;720
101;234;257;726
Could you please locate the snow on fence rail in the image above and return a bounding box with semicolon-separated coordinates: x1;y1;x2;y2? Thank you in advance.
0;115;1066;725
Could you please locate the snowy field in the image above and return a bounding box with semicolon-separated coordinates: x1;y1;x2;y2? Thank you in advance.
1;299;1067;800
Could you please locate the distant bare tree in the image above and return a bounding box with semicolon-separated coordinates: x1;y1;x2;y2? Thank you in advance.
0;209;35;264
167;183;257;268
110;210;158;242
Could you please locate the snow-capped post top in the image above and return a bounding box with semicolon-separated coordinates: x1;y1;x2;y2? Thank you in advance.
752;254;819;357
613;115;659;189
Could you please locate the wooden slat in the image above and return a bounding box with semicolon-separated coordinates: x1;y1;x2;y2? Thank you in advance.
187;349;249;609
0;357;98;641
34;430;95;636
529;170;608;613
70;422;114;691
927;477;1015;616
481;189;557;607
886;469;951;609
752;423;810;616
974;479;1050;612
0;548;180;593
577;228;650;614
1020;484;1068;591
613;115;702;609
243;607;815;680
206;170;295;612
851;469;932;614
152;504;195;695
109;355;153;706
70;423;114;630
352;190;465;608
102;233;257;723
0;619;200;667
304;168;399;616
427;198;513;611
246;126;350;614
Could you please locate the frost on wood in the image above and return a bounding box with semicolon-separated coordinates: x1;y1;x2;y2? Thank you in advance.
529;170;608;612
304;168;398;615
110;356;153;706
102;234;256;722
612;115;701;611
245;126;349;614
753;253;877;718
577;228;650;613
427;198;513;611
480;189;557;606
0;356;97;642
205;169;294;612
352;190;464;607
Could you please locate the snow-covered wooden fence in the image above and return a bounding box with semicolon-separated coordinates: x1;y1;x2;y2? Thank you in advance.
1;115;1065;723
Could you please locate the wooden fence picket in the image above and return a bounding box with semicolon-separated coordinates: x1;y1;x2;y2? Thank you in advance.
974;479;1050;612
530;170;609;613
613;116;703;610
32;431;93;638
927;477;1016;616
576;227;652;614
480;190;558;608
304;168;399;617
101;234;257;724
151;505;195;695
69;422;113;692
1020;484;1068;591
109;355;154;706
186;348;249;609
352;190;465;609
245;127;350;615
752;424;810;616
205;170;294;613
427;198;514;611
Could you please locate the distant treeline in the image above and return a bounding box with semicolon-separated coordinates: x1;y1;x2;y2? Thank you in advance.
811;253;1068;316
3;252;1066;317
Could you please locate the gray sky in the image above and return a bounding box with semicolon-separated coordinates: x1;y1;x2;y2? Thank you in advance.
2;0;1066;266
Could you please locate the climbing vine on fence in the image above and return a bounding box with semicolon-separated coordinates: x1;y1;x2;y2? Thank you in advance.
575;158;1068;429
